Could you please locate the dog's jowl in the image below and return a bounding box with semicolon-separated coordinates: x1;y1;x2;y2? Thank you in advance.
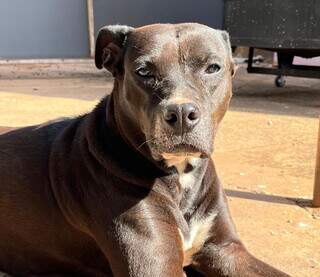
0;23;289;276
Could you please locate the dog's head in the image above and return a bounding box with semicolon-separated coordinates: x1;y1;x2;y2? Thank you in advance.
95;23;235;164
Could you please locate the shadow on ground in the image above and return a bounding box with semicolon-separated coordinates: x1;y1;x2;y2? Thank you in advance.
225;189;313;207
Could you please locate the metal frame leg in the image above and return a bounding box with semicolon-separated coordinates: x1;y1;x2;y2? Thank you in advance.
313;117;320;207
247;47;254;72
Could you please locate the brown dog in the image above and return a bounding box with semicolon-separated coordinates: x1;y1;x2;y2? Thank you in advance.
0;23;289;276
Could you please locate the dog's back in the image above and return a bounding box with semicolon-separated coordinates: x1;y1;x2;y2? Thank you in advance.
0;120;109;276
0;127;15;135
0;122;65;273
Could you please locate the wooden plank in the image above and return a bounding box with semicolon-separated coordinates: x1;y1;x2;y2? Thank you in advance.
313;117;320;207
87;0;95;58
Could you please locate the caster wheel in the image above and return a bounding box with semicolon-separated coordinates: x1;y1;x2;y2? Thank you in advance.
275;76;286;87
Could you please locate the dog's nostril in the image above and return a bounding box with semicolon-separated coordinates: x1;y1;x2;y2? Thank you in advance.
188;111;199;121
165;112;178;124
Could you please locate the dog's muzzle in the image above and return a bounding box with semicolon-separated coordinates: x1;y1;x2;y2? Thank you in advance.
162;103;201;134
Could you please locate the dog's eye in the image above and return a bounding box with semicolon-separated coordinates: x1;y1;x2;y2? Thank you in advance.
136;67;156;86
205;64;221;74
136;68;153;78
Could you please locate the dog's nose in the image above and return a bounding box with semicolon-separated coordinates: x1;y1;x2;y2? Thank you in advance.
163;103;200;132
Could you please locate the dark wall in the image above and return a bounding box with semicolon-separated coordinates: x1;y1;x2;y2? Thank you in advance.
94;0;224;35
0;0;89;59
225;0;320;49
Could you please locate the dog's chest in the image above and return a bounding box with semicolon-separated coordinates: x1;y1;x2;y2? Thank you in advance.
179;212;217;266
172;157;217;266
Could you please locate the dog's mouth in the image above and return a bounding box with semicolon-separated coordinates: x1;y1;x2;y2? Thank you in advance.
167;142;203;154
147;139;211;162
161;150;203;167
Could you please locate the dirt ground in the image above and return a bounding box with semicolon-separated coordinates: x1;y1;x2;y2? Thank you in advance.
0;61;319;276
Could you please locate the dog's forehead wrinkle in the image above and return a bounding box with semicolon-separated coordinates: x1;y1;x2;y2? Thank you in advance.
179;27;223;44
133;28;224;62
132;23;228;57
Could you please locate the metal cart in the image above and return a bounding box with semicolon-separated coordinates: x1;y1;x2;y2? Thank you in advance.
224;0;320;87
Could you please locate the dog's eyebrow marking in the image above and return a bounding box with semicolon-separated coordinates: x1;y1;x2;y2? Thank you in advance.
191;53;223;64
134;56;154;66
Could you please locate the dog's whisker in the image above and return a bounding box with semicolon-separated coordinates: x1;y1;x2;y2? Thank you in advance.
137;137;156;150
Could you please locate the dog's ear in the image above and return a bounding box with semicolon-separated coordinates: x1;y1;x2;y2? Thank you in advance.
95;25;134;75
219;30;237;77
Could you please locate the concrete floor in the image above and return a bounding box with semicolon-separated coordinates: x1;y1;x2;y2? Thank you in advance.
0;61;319;276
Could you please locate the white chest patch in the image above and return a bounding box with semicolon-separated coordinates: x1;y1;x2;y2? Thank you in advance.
162;152;201;190
179;212;218;266
176;157;200;190
162;152;216;265
183;212;217;250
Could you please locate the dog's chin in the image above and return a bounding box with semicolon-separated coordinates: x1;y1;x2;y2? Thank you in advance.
148;141;212;164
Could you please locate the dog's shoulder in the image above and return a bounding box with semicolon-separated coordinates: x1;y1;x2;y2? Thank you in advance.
0;117;81;170
0;117;74;145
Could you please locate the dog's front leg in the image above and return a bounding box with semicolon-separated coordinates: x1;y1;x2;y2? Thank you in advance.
191;241;289;277
94;222;185;277
189;212;290;277
90;201;186;277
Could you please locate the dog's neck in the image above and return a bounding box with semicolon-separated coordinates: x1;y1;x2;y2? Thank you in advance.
108;83;156;161
106;90;161;166
83;95;166;187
